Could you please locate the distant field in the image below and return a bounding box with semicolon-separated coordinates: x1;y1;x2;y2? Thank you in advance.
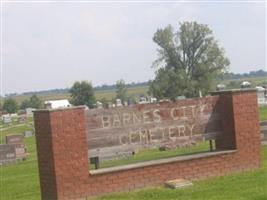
8;75;267;105
11;86;149;104
221;76;267;89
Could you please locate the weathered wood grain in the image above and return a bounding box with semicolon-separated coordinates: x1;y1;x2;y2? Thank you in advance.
85;97;223;160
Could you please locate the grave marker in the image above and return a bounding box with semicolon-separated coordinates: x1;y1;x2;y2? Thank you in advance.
6;134;24;147
0;144;16;164
5;134;27;160
3;115;12;124
24;130;34;138
18;114;27;123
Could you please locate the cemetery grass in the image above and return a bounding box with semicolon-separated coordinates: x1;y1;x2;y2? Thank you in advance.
95;145;267;200
2;139;267;200
260;106;267;121
90;142;210;169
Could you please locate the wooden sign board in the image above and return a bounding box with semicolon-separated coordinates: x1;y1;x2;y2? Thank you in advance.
86;97;222;160
0;144;16;164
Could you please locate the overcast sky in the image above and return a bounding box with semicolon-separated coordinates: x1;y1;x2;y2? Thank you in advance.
1;1;266;94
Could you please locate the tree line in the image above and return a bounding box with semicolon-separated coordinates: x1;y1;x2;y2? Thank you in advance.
0;80;129;113
0;94;43;114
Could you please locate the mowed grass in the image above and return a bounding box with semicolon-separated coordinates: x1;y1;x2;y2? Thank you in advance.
90;142;210;169
0;136;40;200
94;146;267;200
0;107;267;200
259;106;267;121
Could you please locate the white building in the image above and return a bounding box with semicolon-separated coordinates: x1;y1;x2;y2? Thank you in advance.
44;99;71;109
216;84;225;91
241;81;251;88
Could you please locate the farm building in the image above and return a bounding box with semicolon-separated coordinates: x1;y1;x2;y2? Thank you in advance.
44;99;71;109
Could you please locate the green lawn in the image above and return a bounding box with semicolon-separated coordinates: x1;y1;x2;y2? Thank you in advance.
0;120;34;144
90;142;210;170
0;136;40;200
94;146;267;200
260;106;267;121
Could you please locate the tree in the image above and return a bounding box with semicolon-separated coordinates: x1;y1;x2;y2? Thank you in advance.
115;79;128;103
29;94;42;108
100;97;109;109
20;99;30;110
149;21;230;100
3;98;18;113
70;81;96;108
20;94;43;109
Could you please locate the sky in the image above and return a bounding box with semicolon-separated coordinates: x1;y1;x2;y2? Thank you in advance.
1;1;266;94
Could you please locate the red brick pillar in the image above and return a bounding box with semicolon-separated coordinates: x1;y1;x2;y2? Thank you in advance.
34;106;88;200
231;90;262;168
213;89;261;168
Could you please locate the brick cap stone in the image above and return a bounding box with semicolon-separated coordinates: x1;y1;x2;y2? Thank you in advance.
33;105;86;113
211;88;257;96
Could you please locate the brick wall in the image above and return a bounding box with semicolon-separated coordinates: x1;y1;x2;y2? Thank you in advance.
34;89;262;200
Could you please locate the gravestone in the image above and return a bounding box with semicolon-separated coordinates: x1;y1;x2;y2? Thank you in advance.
3;116;12;124
0;144;16;165
6;134;24;147
18;115;27;123
5;134;27;160
260;121;267;141
24;130;34;138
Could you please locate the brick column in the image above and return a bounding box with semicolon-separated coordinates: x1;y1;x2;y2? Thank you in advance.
212;89;261;167
34;106;88;200
231;90;262;167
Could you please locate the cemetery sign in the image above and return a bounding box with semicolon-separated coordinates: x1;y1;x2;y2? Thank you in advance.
86;97;222;159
